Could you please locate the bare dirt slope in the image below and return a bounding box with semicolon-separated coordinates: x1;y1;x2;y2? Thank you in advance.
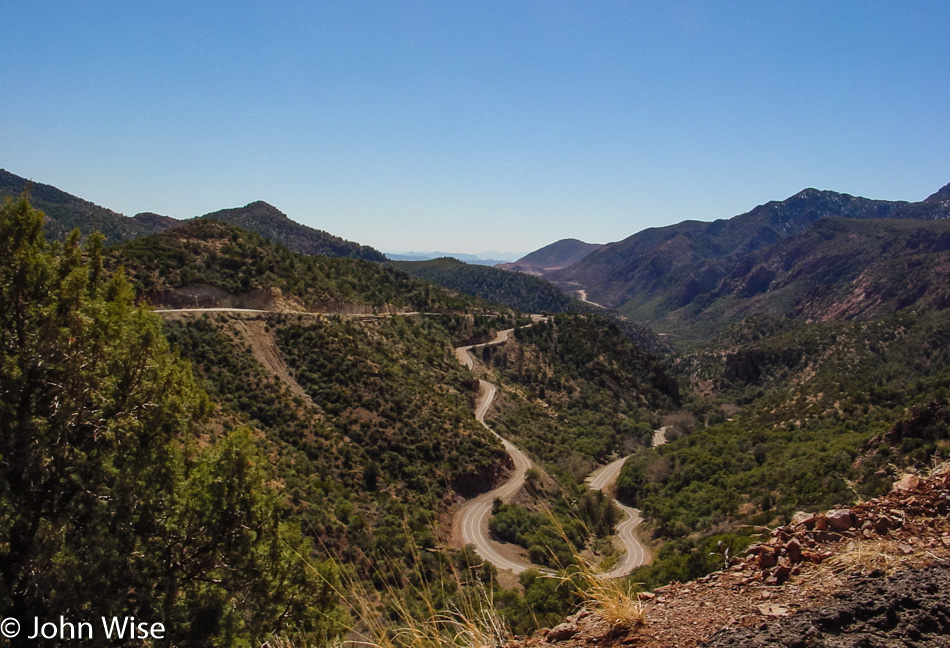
228;317;314;404
159;311;314;405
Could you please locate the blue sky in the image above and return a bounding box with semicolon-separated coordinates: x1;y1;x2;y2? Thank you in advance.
3;2;949;255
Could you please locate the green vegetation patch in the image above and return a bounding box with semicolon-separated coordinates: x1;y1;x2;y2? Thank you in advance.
487;314;680;482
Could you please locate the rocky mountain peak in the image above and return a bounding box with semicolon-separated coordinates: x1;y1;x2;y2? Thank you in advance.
924;181;950;204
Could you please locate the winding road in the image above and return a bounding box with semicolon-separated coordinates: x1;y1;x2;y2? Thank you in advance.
453;322;662;578
454;328;542;574
159;307;658;577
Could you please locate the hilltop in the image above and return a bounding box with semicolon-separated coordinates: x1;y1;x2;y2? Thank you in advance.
0;168;179;242
497;238;602;276
109;218;481;313
0;168;385;262
200;200;386;262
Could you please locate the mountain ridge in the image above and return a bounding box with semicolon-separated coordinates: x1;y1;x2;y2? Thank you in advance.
200;200;386;262
0;169;385;262
497;238;602;276
546;182;950;340
0;168;181;242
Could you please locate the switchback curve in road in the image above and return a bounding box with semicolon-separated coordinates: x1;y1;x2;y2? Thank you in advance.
453;320;662;578
454;327;547;575
584;426;669;578
585;457;647;578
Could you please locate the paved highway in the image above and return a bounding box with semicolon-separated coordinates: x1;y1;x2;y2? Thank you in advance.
585;456;647;578
453;321;661;577
454;328;543;574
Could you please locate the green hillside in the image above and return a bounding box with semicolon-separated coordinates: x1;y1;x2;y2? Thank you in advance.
549;183;949;339
109;219;483;313
617;310;950;587
0;168;178;243
393;257;576;313
201;201;387;262
484;314;680;482
0;170;388;264
638;216;950;343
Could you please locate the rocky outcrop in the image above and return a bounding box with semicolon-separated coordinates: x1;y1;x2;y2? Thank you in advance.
523;467;950;648
740;469;949;587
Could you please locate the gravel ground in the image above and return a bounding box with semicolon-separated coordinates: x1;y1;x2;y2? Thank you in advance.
701;563;950;648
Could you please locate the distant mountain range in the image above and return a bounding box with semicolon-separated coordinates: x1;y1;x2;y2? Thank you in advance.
386;251;523;265
495;238;602;275
8;165;950;345
0;169;384;262
503;182;950;342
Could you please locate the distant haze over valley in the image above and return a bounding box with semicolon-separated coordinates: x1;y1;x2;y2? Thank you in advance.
385;250;526;266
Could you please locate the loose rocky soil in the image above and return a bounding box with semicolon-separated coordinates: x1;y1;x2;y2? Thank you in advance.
702;563;950;647
523;467;950;648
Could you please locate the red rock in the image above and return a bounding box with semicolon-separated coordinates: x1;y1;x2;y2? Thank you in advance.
773;564;792;583
785;538;803;563
827;509;855;531
791;511;818;529
893;473;921;493
546;623;577;642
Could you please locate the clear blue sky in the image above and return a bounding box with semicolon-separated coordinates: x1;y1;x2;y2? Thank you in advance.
3;1;949;255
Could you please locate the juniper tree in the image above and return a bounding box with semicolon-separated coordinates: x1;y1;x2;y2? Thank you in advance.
0;195;343;647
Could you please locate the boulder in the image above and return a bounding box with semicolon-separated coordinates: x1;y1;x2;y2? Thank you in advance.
826;509;854;532
785;538;803;563
893;473;921;493
546;623;577;642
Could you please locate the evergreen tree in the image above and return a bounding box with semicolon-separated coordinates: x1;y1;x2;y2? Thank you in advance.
0;195;342;646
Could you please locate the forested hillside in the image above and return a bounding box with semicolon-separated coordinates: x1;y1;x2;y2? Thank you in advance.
162;311;511;576
0;169;388;262
616;309;950;587
110;220;482;313
200;201;387;262
619;217;950;342
485;314;679;481
548;182;950;338
0;196;343;647
0;168;179;243
393;257;576;313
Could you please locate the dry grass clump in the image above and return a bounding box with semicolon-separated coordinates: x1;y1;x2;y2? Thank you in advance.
295;518;512;648
580;576;645;630
533;499;647;631
558;556;645;631
818;538;912;577
394;601;507;648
